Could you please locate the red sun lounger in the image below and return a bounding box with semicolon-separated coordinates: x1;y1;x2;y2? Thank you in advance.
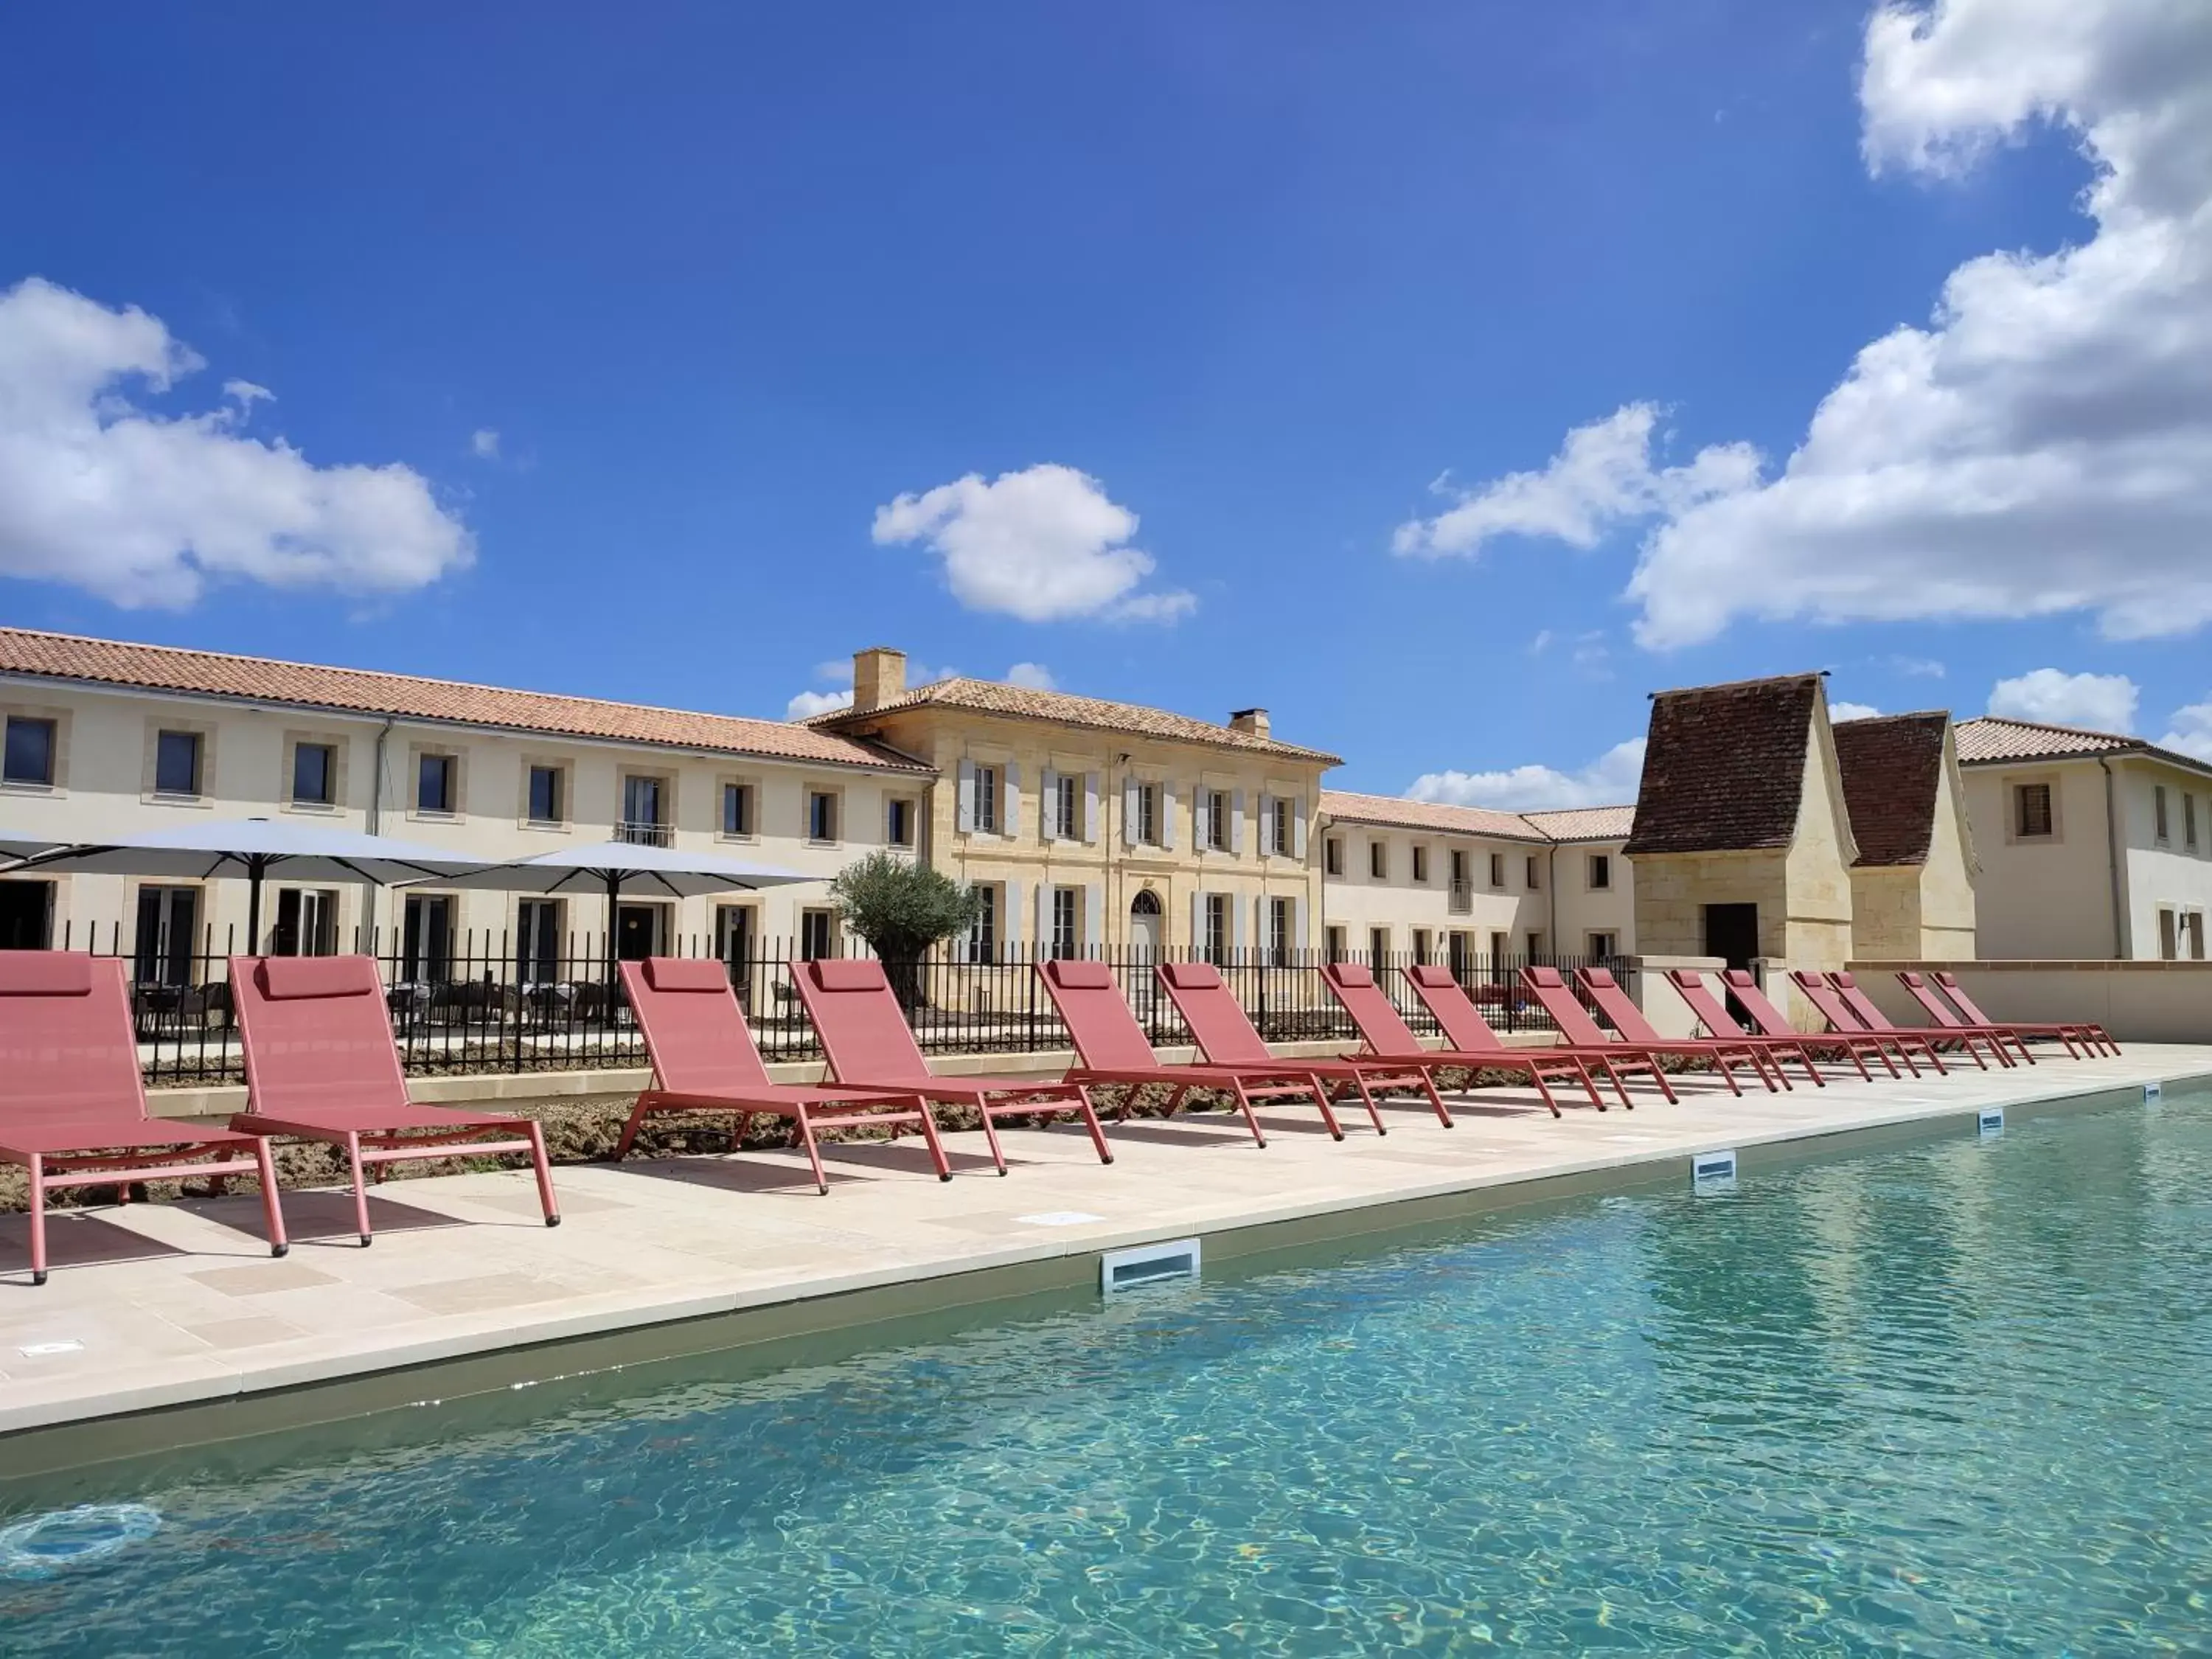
1573;967;1789;1093
1925;971;2116;1058
619;957;948;1192
1720;969;1901;1079
1;952;287;1286
1040;957;1354;1146
1523;965;1762;1096
229;955;559;1245
1788;971;1959;1074
793;957;1110;1174
1322;961;1604;1119
1831;971;2025;1067
1156;960;1444;1138
1662;969;1827;1088
1402;964;1654;1106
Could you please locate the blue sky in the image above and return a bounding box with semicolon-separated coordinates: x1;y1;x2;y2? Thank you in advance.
3;1;2208;804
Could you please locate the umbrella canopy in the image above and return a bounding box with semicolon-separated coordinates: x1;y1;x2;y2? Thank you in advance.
7;818;493;947
418;840;820;900
0;832;62;866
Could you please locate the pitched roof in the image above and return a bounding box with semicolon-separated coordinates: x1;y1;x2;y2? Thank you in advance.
1832;712;1950;867
1623;673;1823;857
1520;804;1636;842
1955;714;2212;778
815;675;1340;764
0;627;930;773
1319;790;1548;842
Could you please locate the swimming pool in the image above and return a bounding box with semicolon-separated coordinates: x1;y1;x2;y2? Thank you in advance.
5;1092;2208;1655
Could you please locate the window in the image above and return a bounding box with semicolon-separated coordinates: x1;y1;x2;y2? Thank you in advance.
1053;773;1081;841
800;908;839;961
1587;854;1612;891
1490;931;1509;961
291;742;335;807
401;894;453;982
0;880;53;950
1526;930;1545;960
721;781;755;838
1138;782;1161;846
2158;907;2178;961
2014;782;2054;838
1412;928;1433;964
416;753;456;815
1588;931;1618;959
1368;841;1387;880
1203;788;1230;852
271;888;338;956
1450;849;1468;886
1368;926;1389;967
1324;925;1346;963
527;765;564;826
886;797;914;847
1489;851;1505;888
1205;893;1231;964
2155;785;2171;844
1448;931;1470;975
2188;793;2200;852
4;717;56;787
1324;836;1343;877
133;887;198;987
807;790;839;844
1269;796;1293;857
620;775;667;844
1412;846;1429;883
1269;897;1293;964
155;730;203;796
714;905;757;992
1526;856;1542;891
517;899;562;986
968;885;999;959
1050;886;1080;958
970;765;1000;835
2190;912;2207;961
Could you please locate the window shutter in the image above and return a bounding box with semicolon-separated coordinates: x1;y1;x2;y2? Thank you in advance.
1194;791;1209;851
1123;776;1139;846
1040;768;1059;841
1000;878;1023;955
956;760;975;834
1085;883;1102;950
1084;771;1101;845
951;918;970;964
1258;793;1276;855
1292;797;1308;860
1191;888;1204;951
1231;788;1246;856
1035;883;1051;953
1162;783;1178;850
1291;894;1306;954
1002;762;1020;840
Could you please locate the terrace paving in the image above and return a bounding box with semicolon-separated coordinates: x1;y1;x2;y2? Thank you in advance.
1;1043;2201;1443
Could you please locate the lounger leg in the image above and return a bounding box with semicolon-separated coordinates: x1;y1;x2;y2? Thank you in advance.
27;1155;46;1286
1419;1071;1453;1128
345;1132;372;1246
1649;1060;1680;1105
1527;1065;1564;1119
1352;1077;1388;1136
525;1121;560;1225
612;1097;652;1161
1597;1058;1632;1109
1228;1080;1268;1148
912;1095;954;1181
1868;1040;1900;1079
975;1099;1010;1175
1072;1091;1114;1165
252;1138;289;1258
1794;1046;1826;1088
1161;1085;1189;1122
1714;1054;1744;1096
1310;1074;1346;1142
793;1108;830;1196
1567;1059;1601;1113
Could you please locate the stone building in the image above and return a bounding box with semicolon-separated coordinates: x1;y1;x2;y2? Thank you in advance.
1831;712;1978;960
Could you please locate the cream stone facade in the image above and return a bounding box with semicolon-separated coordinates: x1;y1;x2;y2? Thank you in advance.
1842;726;1978;961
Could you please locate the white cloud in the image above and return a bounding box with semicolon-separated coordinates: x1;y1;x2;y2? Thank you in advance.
1889;655;1948;678
1408;738;1646;813
1408;0;2212;650
1006;661;1057;690
785;657;1048;719
2158;700;2212;761
223;379;273;414
785;687;854;719
1988;667;2139;731
470;428;501;459
0;277;471;608
1830;700;1885;722
872;464;1195;624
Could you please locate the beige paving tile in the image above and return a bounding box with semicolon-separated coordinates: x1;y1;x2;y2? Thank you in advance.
187;1261;341;1296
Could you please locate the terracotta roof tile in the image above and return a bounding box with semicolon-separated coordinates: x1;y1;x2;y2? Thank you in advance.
817;676;1340;764
1832;712;1949;867
1520;804;1636;842
1957;716;2138;763
0;627;930;773
1320;790;1548;841
1623;673;1822;857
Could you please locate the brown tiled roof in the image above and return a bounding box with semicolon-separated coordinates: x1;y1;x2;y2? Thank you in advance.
0;627;931;773
1320;790;1548;842
1832;712;1949;867
1520;804;1636;842
815;676;1341;764
1623;673;1823;857
1954;715;2212;778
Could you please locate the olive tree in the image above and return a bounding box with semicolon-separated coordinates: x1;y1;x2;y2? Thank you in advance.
827;851;984;1008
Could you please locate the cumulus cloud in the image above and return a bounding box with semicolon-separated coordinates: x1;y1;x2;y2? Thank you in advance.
1405;0;2212;650
1830;700;1885;722
872;465;1195;624
470;428;501;459
785;656;1049;719
1988;667;2140;731
0;277;472;608
1408;738;1646;813
2159;700;2212;761
785;687;855;719
1006;661;1057;690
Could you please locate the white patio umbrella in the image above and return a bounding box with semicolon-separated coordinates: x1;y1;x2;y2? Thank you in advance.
5;818;493;950
0;832;62;866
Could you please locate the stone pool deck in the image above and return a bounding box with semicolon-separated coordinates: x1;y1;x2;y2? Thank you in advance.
2;1043;2199;1449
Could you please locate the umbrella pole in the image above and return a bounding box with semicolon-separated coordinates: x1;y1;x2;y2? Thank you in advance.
606;870;621;987
247;862;264;957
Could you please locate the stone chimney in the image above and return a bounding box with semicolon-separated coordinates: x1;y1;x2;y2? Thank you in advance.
1228;707;1270;738
851;647;907;714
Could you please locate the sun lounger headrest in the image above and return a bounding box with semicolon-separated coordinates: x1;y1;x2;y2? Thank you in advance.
808;958;888;994
642;957;728;993
0;950;93;996
1582;967;1619;990
1045;959;1116;990
1405;963;1455;989
1159;961;1222;991
1665;968;1699;986
1832;971;1859;990
1899;970;1927;987
1326;961;1374;988
1722;968;1756;987
256;956;378;1000
1933;970;1960;987
1525;966;1565;988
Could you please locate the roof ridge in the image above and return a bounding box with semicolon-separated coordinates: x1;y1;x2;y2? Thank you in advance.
1959;712;2140;744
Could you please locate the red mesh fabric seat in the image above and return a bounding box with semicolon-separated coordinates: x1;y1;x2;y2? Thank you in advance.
1573;967;1786;1093
1787;972;1955;1075
1662;968;1831;1086
619;958;947;1192
1719;969;1903;1078
229;954;559;1244
1320;961;1604;1119
1520;966;1764;1097
1400;963;1662;1105
0;951;286;1284
1832;971;2020;1067
793;957;1109;1175
1931;970;2114;1057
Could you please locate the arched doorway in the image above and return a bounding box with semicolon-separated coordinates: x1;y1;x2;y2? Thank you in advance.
1128;889;1164;1026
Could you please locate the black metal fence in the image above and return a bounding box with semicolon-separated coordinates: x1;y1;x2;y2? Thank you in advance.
48;916;1610;1086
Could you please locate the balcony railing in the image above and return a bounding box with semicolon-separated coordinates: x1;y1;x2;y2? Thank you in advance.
1447;880;1474;915
614;819;673;847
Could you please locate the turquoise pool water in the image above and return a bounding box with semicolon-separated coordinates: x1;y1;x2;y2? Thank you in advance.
6;1093;2211;1655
